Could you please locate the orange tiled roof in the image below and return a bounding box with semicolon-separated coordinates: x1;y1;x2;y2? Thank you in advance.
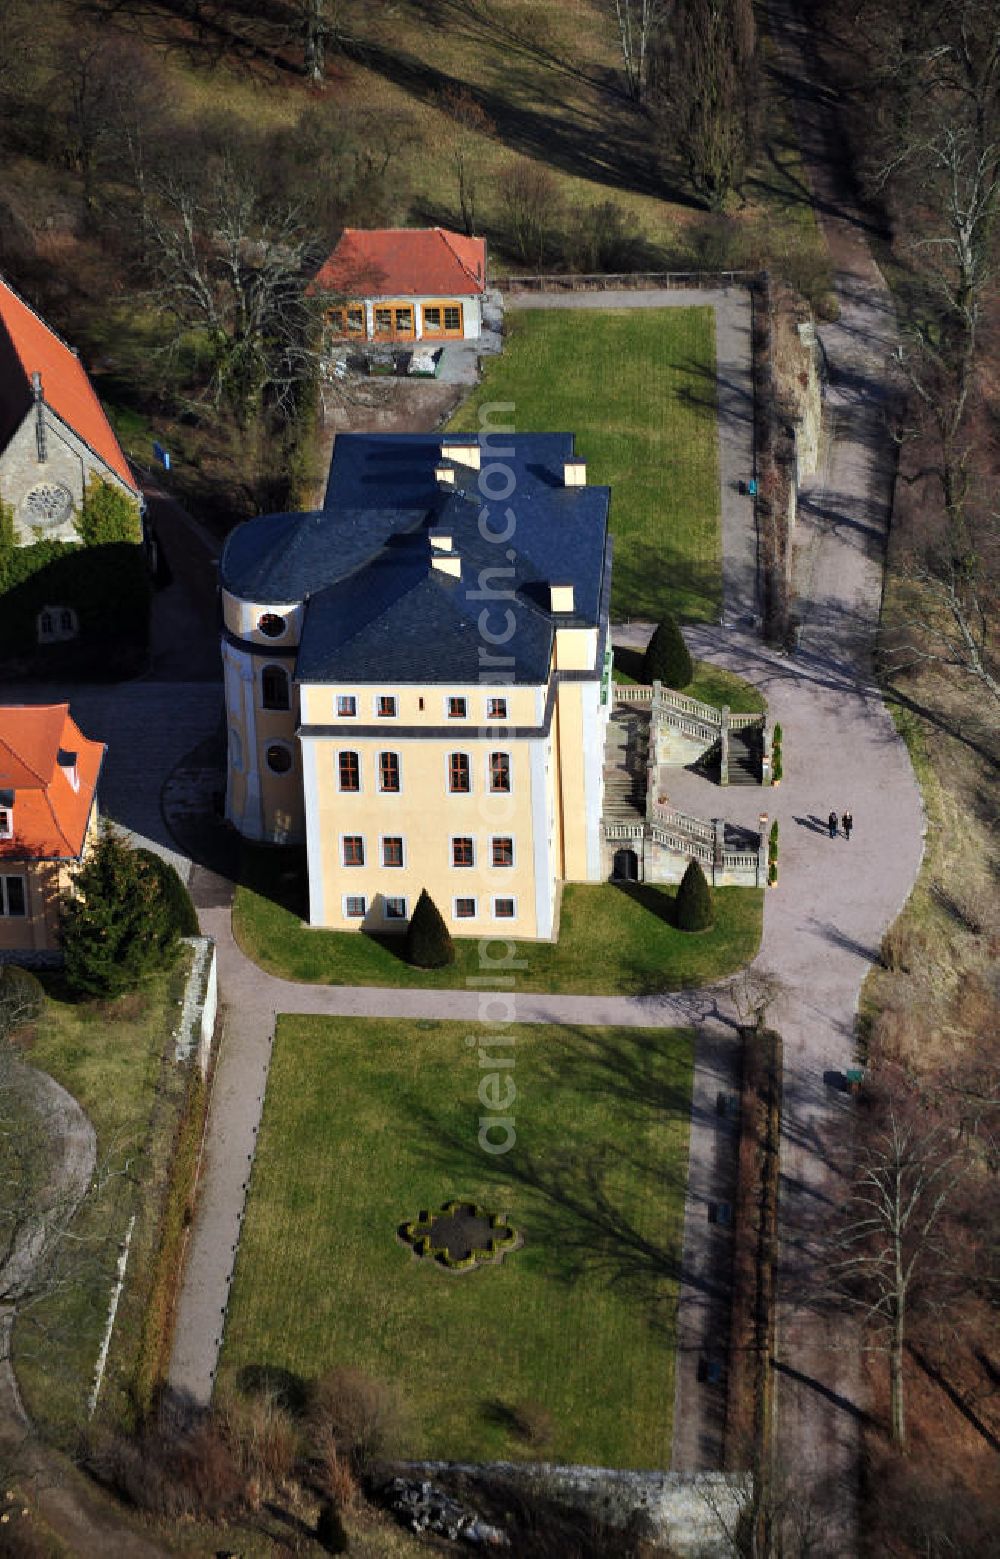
0;705;104;861
0;275;138;493
313;228;487;300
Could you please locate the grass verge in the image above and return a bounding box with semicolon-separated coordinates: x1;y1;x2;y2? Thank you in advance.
219;1016;693;1469
448;307;721;622
233;851;763;996
12;956;196;1445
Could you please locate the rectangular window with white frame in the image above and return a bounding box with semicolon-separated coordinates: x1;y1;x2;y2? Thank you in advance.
448;752;471;793
0;876;26;917
337;695;357;717
492;896;516;921
0;807;12;840
486;696;508;721
383;896;407;921
338;751;361;792
491;836;514;868
451;836;475;868
453;896;477;920
342;834;365;867
447;695;468;719
344;894;367;919
381;835;405;868
376;694;398;718
379;751;401;793
489;752;511;793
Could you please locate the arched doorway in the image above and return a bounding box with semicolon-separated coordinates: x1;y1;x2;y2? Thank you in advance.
613;847;639;882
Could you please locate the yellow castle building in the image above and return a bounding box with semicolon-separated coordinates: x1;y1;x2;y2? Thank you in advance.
219;432;612;940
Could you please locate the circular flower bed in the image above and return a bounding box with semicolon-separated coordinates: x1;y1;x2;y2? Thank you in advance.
399;1200;520;1271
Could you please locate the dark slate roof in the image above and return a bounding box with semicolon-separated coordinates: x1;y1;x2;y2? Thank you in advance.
220;433;611;686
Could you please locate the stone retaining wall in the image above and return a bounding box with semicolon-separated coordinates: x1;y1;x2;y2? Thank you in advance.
173;936;218;1076
396;1460;750;1555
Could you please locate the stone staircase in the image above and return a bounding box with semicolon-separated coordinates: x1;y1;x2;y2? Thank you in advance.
603;708;649;820
727;725;762;785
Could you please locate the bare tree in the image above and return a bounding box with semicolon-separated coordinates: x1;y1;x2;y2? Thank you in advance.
610;0;665;104
144;159;323;423
498;160;560;268
832;1107;964;1450
292;0;354;84
54;26;123;213
440;87;496;236
650;0;757;210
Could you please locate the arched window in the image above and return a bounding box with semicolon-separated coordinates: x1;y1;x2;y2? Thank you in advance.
39;611;54;639
339;751;360;791
261;665;290;710
60;609;76;634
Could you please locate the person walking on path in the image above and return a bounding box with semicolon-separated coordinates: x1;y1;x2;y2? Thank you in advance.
842;810;853;841
827;810;839;839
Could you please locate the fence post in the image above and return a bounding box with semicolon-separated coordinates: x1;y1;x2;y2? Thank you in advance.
713;817;725;887
757;816;769;887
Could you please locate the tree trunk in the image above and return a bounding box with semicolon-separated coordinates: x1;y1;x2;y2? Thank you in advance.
304;0;325;83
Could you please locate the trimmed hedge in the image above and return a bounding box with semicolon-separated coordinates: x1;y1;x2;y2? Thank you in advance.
403;1200;519;1269
674;859;715;932
642;613;693;690
404;889;455;968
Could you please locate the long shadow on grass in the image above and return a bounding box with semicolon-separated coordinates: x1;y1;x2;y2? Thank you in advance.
612;540;721;624
399;1029;729;1332
339;36;696;208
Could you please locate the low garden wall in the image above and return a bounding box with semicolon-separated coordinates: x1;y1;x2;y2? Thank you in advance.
173;936;218;1077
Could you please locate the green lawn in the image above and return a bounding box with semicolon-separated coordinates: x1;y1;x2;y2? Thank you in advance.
448;308;721;622
220;1017;693;1469
234;853;762;996
12;959;192;1444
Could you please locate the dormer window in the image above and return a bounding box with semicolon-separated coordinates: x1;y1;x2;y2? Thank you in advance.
258;613;287;639
57;749;79;792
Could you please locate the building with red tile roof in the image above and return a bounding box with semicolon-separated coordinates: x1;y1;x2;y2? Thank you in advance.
313;228;488;344
0;704;104;963
0;274;140;545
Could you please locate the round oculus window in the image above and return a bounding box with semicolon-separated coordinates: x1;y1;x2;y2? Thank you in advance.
266;744;293;774
21;481;74;528
258;613;286;639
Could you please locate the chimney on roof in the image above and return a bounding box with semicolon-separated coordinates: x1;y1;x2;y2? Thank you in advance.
563;461;586;487
549;583;575;613
32;371;47;463
432;552;461;578
434;463;456;486
429;529;453;551
440;439;481;472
